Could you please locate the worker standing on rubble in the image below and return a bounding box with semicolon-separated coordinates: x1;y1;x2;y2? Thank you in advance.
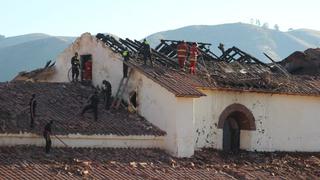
71;52;80;82
189;43;200;75
218;43;225;54
43;120;53;154
81;90;99;121
102;80;112;110
29;94;37;129
122;47;130;78
177;40;188;70
140;39;153;67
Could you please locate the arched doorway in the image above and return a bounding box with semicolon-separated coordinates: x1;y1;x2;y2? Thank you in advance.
218;103;256;152
223;117;240;152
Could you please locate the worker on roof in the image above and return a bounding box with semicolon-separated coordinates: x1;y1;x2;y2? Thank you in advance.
29;94;37;129
43;120;53;154
81;90;100;121
71;52;80;82
177;40;188;70
139;39;153;67
218;43;225;54
189;42;201;75
122;47;130;78
102;80;112;110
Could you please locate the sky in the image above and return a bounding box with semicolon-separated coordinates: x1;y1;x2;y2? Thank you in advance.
1;0;319;39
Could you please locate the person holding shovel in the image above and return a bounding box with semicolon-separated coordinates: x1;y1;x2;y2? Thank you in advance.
43;120;53;153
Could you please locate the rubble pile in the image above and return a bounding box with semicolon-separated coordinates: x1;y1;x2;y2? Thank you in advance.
281;48;320;76
13;60;56;82
0;146;319;179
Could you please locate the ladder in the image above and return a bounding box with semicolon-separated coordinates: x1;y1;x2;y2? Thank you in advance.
111;69;133;109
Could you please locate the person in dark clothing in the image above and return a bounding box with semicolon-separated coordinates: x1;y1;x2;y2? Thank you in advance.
218;43;225;54
71;52;80;82
122;48;130;78
43;120;53;153
139;39;153;66
102;80;112;110
29;94;37;129
81;91;100;121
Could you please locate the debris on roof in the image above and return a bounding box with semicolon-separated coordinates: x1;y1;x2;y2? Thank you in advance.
281;48;320;76
155;39;220;60
96;34;320;97
13;60;56;82
0;146;320;179
0;82;166;136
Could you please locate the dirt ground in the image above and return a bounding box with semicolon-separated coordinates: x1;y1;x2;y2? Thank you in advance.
0;146;319;179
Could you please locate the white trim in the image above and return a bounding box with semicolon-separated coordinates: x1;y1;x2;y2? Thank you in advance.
0;133;165;149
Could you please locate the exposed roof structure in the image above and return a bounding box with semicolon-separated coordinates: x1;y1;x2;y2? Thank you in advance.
1;146;319;179
13;60;56;82
96;34;320;97
0;82;165;136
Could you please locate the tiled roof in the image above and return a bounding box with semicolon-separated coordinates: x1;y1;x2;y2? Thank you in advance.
96;34;320;97
0;146;320;179
128;59;320;97
0;82;166;136
129;62;206;97
198;61;320;96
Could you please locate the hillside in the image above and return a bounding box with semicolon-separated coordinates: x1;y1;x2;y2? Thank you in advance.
146;23;320;62
0;33;52;48
1;23;320;81
0;34;75;81
0;36;75;81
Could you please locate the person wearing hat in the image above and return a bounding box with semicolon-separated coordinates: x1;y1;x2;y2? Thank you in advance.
71;52;80;82
122;47;130;78
139;39;153;66
177;40;188;70
189;42;200;75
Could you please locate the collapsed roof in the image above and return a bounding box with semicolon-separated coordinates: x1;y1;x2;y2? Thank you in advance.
12;33;320;97
281;48;320;76
13;60;56;82
96;33;320;97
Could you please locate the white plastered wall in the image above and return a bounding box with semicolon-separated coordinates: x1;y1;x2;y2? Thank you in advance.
50;33;123;96
194;89;320;152
49;33;196;157
130;71;195;157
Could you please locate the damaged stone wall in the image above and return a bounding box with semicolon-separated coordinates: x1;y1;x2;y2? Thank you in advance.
194;89;320;152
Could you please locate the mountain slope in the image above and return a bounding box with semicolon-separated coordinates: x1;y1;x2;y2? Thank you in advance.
0;37;73;81
287;29;320;46
1;23;320;81
146;23;320;62
0;33;53;49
